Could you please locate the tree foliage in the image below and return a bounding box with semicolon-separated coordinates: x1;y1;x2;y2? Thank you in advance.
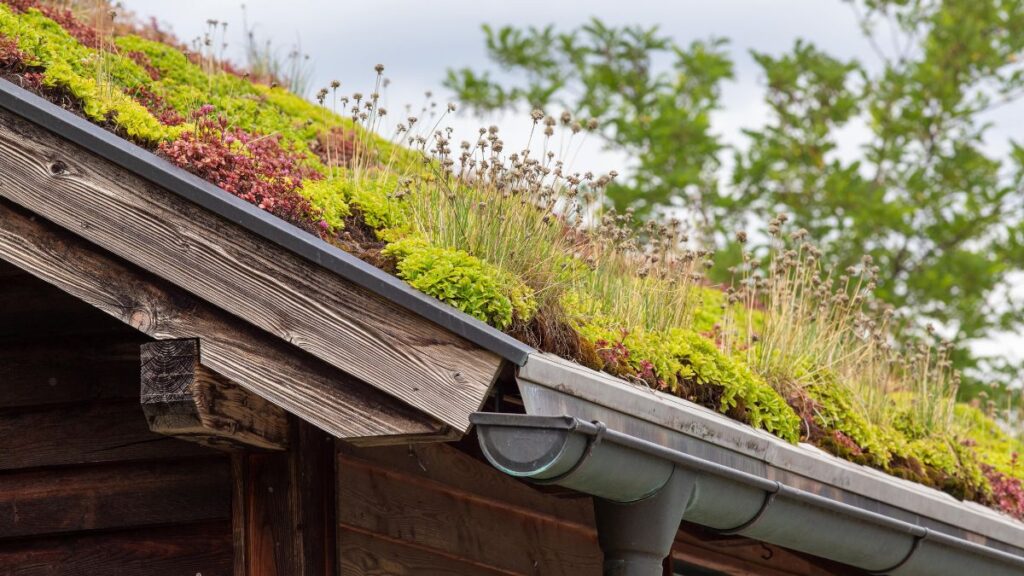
445;1;1024;396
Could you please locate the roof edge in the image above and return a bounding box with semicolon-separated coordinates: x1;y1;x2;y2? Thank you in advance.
0;78;533;365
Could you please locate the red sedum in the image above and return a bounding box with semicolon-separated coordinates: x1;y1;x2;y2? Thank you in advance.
159;107;325;235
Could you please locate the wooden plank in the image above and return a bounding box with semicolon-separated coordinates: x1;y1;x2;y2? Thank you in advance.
672;527;863;576
0;521;233;576
141;339;289;451
0;458;231;539
0;199;448;442
337;448;601;575
338;443;860;576
234;419;337;576
339;526;516;576
292;422;337;576
0;399;214;470
0;335;143;408
337;441;594;526
0;108;502;431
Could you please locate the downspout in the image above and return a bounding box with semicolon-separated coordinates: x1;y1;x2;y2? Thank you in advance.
470;413;1024;576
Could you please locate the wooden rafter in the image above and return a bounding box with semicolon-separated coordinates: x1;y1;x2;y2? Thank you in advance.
141;338;289;451
0;199;451;444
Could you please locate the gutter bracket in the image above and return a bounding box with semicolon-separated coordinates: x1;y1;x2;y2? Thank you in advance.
867;528;927;575
530;420;607;486
713;482;781;535
593;466;694;576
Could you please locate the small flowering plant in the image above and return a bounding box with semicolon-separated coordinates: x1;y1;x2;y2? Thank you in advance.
158;106;326;234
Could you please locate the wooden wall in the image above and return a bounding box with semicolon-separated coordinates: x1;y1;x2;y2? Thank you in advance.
0;264;234;575
337;440;866;576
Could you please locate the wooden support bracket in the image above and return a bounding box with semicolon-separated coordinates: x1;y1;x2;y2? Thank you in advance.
141;338;289;451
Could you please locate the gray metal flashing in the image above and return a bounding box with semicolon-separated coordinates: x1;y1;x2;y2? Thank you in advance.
517;352;1024;551
0;78;533;366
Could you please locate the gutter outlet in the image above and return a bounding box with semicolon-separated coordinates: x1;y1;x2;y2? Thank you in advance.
594;468;692;575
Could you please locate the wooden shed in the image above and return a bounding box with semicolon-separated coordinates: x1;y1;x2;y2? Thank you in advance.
1;77;1023;576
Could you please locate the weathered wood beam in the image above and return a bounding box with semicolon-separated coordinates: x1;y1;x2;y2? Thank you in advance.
0;522;234;576
0;399;214;471
141;338;289;451
0;199;451;443
0;107;502;431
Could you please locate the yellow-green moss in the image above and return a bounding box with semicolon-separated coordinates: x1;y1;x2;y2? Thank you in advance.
805;380;896;467
344;174;408;233
568;301;800;443
298;177;350;232
0;6;178;143
957;404;1024;480
384;237;537;329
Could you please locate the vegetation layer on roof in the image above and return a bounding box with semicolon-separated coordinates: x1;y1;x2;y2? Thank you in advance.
2;0;1023;519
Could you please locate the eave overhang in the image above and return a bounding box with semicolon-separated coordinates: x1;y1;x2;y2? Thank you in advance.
0;78;533;436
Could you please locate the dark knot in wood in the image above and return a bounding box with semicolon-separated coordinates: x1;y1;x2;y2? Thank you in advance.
48;160;67;175
129;307;156;332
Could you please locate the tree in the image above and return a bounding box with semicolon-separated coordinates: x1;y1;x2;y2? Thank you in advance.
444;1;1024;397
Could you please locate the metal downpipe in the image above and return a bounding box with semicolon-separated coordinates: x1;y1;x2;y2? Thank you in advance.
594;468;693;575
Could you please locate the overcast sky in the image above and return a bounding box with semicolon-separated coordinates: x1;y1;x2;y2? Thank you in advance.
120;0;1024;367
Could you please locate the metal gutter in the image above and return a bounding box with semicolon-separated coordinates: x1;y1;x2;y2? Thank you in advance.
517;352;1024;551
0;79;533;366
471;412;1024;576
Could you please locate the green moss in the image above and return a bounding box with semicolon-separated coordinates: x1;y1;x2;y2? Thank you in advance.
384;237;537;329
0;6;176;143
344;173;408;232
957;404;1024;480
298;177;350;232
569;305;800;442
805;379;896;467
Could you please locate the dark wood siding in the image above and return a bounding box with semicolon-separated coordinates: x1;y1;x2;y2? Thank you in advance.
337;440;866;576
0;264;234;575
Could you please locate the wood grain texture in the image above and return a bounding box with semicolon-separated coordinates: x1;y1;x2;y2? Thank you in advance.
338;443;602;576
339;526;518;576
234;419;337;576
337;442;863;576
0;458;231;539
141;339;289;451
0;399;214;470
671;527;865;576
0;335;143;408
0;199;448;442
0;521;234;576
0;108;502;431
